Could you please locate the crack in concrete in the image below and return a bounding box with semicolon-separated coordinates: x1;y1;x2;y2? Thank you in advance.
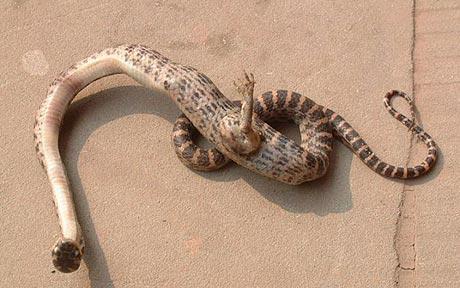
394;0;418;287
394;187;416;287
400;266;416;271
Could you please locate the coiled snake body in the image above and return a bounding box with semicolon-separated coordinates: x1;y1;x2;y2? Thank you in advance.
34;44;437;273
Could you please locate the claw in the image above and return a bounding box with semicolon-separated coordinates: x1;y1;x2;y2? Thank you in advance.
221;71;261;155
233;71;256;133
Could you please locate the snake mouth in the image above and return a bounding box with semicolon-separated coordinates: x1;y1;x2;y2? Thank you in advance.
52;239;82;273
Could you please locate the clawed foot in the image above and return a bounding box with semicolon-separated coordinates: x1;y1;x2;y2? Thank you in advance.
233;71;255;99
233;71;256;133
220;71;261;155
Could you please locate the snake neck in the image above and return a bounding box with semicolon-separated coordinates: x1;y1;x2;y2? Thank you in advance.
34;44;238;252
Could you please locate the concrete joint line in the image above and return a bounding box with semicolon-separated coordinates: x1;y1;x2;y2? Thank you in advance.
394;1;418;287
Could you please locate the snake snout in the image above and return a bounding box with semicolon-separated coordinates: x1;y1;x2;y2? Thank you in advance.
52;239;82;273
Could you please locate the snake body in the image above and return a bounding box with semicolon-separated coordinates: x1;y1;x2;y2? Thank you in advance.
34;44;437;273
173;89;437;178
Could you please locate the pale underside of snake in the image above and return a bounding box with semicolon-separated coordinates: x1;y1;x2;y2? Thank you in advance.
33;44;437;273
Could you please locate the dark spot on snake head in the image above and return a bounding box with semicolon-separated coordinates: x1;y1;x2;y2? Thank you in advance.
52;239;83;273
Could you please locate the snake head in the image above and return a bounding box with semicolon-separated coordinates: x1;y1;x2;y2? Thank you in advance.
52;239;83;273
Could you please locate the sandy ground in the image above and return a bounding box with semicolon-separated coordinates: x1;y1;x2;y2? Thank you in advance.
0;1;458;287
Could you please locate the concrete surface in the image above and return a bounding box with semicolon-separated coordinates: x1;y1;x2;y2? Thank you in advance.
410;1;460;287
0;1;457;287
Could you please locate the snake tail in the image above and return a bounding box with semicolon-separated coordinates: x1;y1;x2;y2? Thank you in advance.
323;90;437;178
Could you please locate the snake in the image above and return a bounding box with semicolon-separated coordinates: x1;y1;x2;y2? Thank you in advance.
33;44;437;273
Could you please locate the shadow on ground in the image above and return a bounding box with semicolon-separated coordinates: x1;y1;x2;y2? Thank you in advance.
60;85;354;287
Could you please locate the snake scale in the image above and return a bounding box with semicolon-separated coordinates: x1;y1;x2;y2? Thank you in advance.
33;44;437;273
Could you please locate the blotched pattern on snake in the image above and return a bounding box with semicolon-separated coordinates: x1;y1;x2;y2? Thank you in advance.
33;44;437;273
